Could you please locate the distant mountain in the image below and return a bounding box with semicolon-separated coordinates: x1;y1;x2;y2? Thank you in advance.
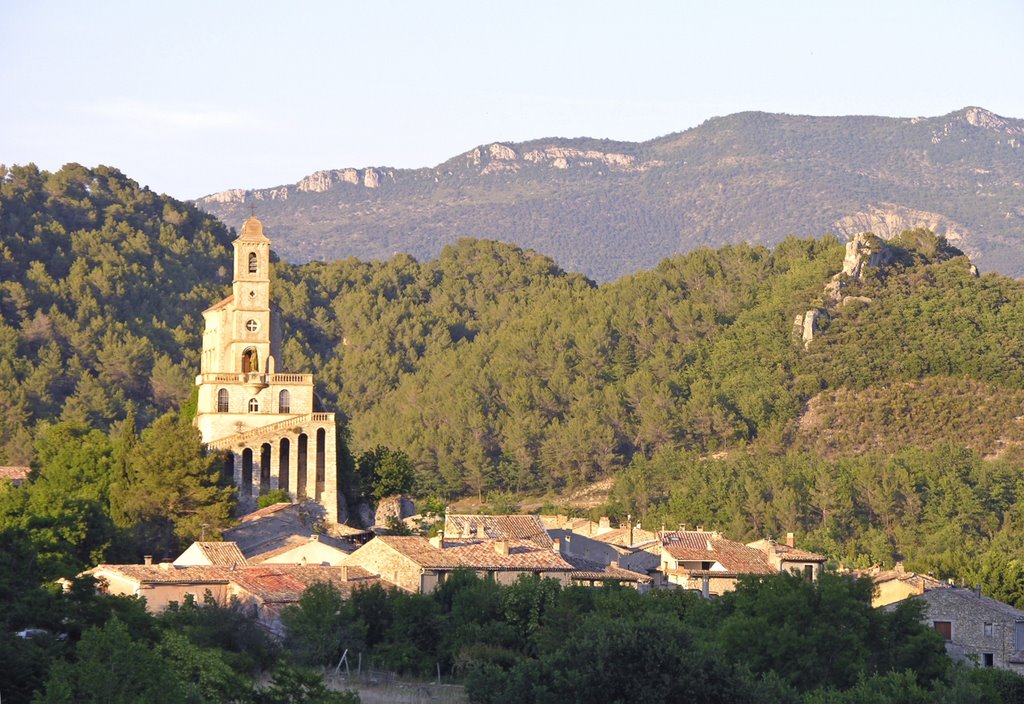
196;107;1024;281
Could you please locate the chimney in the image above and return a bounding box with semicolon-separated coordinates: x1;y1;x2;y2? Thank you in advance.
461;521;472;539
552;539;561;554
705;539;714;552
895;561;905;574
494;540;509;556
786;532;794;548
429;534;444;549
159;561;172;571
339;565;349;581
300;556;307;566
599;516;611;530
143;555;153;566
310;534;320;542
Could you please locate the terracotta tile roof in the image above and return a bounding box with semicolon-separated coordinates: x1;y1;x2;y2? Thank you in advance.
661;531;776;576
202;294;234;314
89;564;232;585
591;525;659;547
563;555;652;583
445;514;553;547
374;536;574;572
227;565;377;603
88;563;379;599
0;466;30;484
746;539;826;562
857;567;948;592
238;502;294;524
176;541;248;567
538;515;609;535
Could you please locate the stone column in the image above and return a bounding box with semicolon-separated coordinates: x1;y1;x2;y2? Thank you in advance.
250;445;261;502
322;429;339;524
268;440;280;491
287;434;300;502
306;427;318;505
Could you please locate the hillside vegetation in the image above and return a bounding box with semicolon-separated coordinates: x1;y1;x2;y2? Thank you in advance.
197;107;1024;281
7;164;1024;585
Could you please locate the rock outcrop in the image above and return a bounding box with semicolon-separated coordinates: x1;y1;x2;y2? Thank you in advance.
798;233;893;349
372;495;416;528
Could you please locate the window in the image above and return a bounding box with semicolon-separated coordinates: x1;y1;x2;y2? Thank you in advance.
248;398;259;413
242;348;258;373
217;388;229;413
804;564;815;581
245;319;259;332
934;621;952;641
279;389;290;414
983;653;994;668
248;252;257;274
984;622;994;637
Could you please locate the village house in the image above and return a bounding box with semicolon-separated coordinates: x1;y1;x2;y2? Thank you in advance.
220;502;370;565
87;551;386;636
852;562;949;608
658;529;826;596
341;535;586;593
892;587;1024;673
0;465;30;487
444;513;553;547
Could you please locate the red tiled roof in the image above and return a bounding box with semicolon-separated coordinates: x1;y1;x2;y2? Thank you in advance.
238;502;294;523
746;538;827;563
661;531;776;576
202;294;234;314
0;466;30;483
227;565;377;603
88;563;379;599
445;514;553;547
176;541;248;567
563;555;652;583
374;536;574;572
89;564;232;585
592;525;660;547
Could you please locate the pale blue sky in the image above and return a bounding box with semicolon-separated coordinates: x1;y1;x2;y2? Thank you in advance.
2;0;1022;199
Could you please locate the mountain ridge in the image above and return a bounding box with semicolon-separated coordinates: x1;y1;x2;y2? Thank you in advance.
195;106;1024;281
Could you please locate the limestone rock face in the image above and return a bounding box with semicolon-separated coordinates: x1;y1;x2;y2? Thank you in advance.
802;309;827;349
373;495;416;527
842;233;894;279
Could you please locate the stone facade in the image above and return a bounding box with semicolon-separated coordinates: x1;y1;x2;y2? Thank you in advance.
194;217;342;523
896;588;1024;673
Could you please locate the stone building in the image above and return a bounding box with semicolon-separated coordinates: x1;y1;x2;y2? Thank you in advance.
894;587;1024;672
658;530;826;596
194;217;341;523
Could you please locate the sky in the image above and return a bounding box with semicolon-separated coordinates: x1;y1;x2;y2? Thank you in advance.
2;0;1023;200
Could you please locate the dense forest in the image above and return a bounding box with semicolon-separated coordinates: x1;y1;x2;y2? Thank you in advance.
7;163;1024;700
8;164;1024;578
197;106;1024;281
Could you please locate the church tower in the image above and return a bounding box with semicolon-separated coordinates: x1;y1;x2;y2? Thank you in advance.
195;216;341;523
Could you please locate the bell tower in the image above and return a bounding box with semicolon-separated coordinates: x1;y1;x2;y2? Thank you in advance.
228;216;272;374
195;217;342;524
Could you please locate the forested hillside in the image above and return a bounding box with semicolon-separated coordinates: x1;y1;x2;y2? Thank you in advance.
196;106;1024;281
7;164;1024;586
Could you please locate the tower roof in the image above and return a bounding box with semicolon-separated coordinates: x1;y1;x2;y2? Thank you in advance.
238;216;270;242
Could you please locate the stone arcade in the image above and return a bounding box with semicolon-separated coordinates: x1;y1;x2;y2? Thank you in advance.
194;217;341;523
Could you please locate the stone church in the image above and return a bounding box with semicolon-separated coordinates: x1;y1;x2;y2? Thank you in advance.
193;216;342;523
